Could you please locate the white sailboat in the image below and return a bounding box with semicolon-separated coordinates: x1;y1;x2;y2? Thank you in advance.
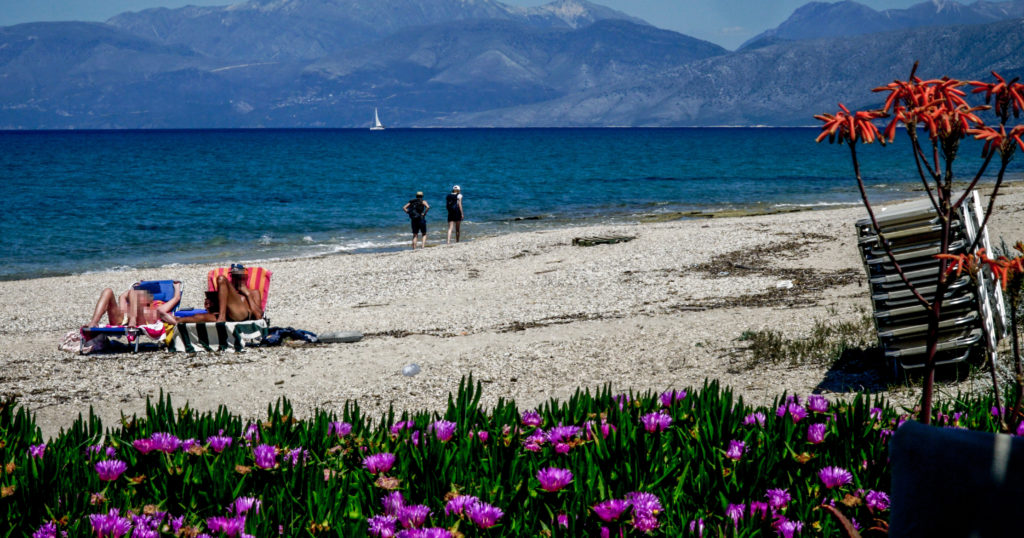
371;108;385;130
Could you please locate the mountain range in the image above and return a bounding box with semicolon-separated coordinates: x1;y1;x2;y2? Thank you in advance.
1;0;1022;128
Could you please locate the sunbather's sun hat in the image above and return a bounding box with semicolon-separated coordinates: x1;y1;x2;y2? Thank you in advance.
453;185;460;191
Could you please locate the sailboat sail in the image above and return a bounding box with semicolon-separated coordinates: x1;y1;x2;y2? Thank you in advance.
371;108;384;130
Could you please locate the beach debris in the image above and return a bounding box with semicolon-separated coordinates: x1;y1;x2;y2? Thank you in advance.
319;331;364;344
572;235;635;247
402;363;421;377
776;280;794;289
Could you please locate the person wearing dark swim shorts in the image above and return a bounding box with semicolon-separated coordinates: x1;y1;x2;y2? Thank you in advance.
446;185;463;244
403;191;430;250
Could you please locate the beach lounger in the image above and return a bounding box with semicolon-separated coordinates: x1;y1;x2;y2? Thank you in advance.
169;266;272;353
80;280;181;353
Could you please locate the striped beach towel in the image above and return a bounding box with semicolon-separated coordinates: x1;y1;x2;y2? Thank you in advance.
207;266;272;311
169;319;269;353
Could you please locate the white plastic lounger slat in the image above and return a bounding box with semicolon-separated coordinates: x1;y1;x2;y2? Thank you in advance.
883;328;982;358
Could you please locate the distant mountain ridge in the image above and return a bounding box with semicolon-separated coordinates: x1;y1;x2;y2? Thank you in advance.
741;0;1024;49
1;0;1023;128
106;0;648;61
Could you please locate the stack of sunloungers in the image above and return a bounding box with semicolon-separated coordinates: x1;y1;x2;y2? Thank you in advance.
856;191;1009;377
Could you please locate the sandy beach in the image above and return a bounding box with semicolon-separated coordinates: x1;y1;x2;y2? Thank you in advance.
3;184;1022;438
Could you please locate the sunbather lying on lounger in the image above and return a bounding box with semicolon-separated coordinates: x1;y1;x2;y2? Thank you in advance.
87;281;182;327
174;264;263;323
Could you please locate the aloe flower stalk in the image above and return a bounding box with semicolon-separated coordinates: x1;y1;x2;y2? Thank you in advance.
364;452;396;474
444;495;480;517
725;440;745;461
429;420;457;442
367;515;397;538
28;443;46;458
253;444;277;469
593;499;631;522
520;410;542;427
536;467;574;492
807;423;826;444
31;521;57;538
819;466;853;489
467;502;504;529
865;490;890;511
95;459;127;481
640;411;672;433
207;432;233;453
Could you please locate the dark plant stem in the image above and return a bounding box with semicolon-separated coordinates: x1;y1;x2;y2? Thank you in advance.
908;128;940;212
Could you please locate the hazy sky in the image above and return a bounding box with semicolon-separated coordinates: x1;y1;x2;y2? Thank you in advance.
0;0;927;49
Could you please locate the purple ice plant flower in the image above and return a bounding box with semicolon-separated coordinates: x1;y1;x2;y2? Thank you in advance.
807;423;826;444
233;497;261;516
381;492;406;517
396;530;451;538
477;431;489;442
367;515;397;538
726;503;745;528
397;505;431;529
285;447;309;466
536;467;574;492
95;459;128;482
429;420;457;442
327;421;352;439
207;432;233;453
28;443;46;459
766;488;791;510
869;407;883;421
89;509;132;538
390;420;416;435
444;495;480;517
520;410;543;427
522;429;546;452
547;425;581;444
593;499;632;522
725;440;745;461
660;389;687;407
585;419;616;440
788;403;808;423
467;502;504;529
253;444;277;470
1016;422;1024;437
627;491;663;518
242;423;259;443
364;452;396;474
132;439;154;455
688;518;705;537
149;432;181;453
774;518;804;538
640;411;672;433
865;490;890;512
181;438;199;452
743;412;767;428
170;515;185;535
819;466;853;489
612;393;632;410
806;395;829;413
207;516;247;537
632;515;660;533
32;521;57;538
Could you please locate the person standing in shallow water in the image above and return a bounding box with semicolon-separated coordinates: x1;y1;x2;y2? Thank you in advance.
446;185;463;244
403;191;430;250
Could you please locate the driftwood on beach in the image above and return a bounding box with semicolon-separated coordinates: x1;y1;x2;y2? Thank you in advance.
572;235;636;247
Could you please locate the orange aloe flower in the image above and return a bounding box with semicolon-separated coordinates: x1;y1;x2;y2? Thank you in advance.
969;72;1024;119
815;104;887;145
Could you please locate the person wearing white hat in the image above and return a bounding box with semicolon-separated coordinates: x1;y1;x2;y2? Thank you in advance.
446;185;464;244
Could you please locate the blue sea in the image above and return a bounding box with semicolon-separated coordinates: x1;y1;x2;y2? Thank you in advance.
0;128;1016;281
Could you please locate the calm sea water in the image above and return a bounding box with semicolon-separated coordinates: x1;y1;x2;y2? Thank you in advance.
0;128;1015;281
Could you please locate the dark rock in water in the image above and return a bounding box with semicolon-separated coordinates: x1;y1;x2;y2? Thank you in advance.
319;331;363;343
512;216;544;221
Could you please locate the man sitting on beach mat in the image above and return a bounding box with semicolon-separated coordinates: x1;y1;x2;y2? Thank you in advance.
174;264;262;323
